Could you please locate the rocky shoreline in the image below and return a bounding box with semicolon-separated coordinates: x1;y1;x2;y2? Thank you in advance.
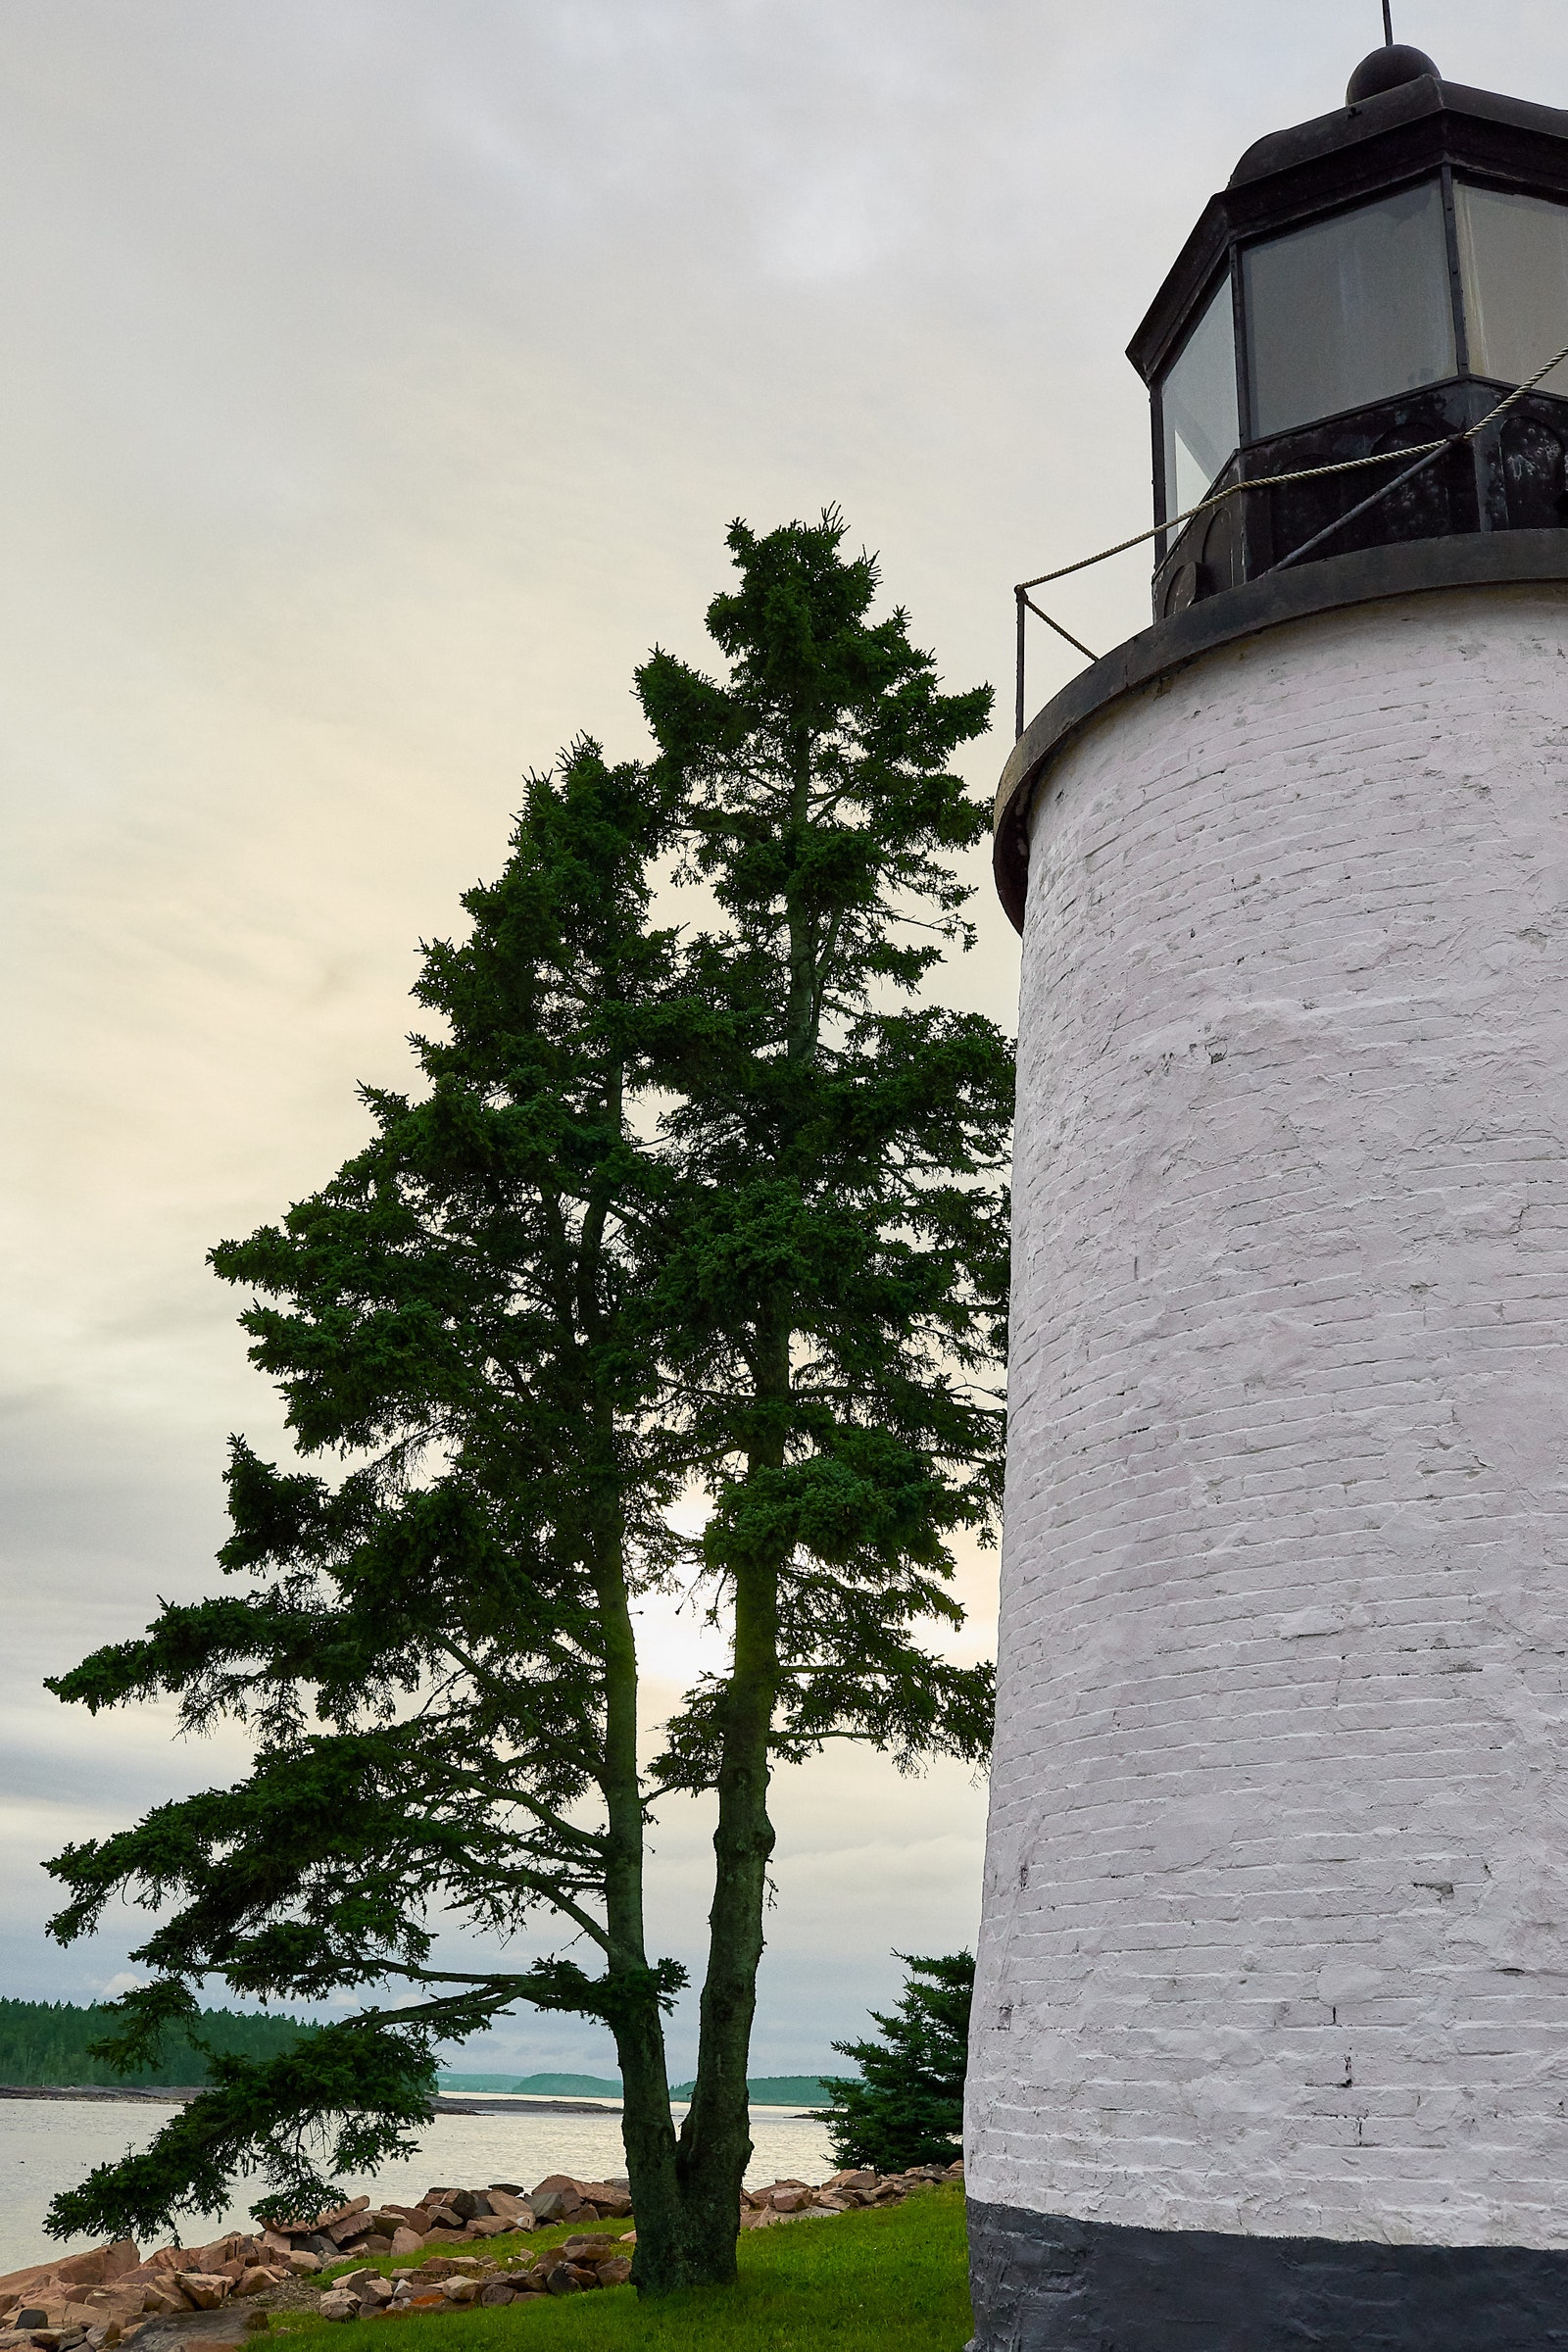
0;2162;962;2342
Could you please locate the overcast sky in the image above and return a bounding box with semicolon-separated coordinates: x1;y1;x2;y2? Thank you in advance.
4;0;1564;2082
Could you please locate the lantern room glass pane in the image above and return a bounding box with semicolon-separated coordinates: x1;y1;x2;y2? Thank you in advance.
1244;180;1455;437
1455;182;1568;396
1160;274;1240;521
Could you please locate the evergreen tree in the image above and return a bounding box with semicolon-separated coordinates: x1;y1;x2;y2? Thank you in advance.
45;740;696;2279
635;510;1009;2277
816;1951;973;2174
43;514;1009;2296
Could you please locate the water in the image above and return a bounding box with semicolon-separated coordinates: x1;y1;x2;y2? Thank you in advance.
0;2097;835;2277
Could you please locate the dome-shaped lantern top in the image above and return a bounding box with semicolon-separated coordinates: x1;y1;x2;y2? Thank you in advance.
1347;44;1441;104
1130;52;1568;618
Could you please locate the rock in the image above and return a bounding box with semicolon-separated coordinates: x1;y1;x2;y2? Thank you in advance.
476;2285;514;2308
544;2271;579;2297
386;2231;422;2260
282;2253;319;2277
560;2238;614;2260
16;2316;47;2332
407;2261;457;2284
317;2292;360;2324
572;2182;632;2220
188;2240;238;2274
361;2238;392;2258
441;2281;479;2305
323;2216;372;2248
173;2276;231;2311
0;2249;139;2315
594;2259;633;2287
315;2200;370;2233
527;2194;570;2225
770;2189;809;2213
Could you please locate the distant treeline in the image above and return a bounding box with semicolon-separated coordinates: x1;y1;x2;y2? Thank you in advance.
436;2073;623;2098
435;2068;840;2107
670;2076;838;2108
0;1999;321;2086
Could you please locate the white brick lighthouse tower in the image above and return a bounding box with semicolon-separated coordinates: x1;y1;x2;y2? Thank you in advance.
968;39;1568;2351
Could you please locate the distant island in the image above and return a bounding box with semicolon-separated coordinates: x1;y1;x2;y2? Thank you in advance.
0;1997;320;2086
671;2076;838;2107
436;2069;840;2107
436;2072;624;2098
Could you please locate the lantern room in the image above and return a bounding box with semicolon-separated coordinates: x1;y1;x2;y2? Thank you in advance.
1134;44;1568;618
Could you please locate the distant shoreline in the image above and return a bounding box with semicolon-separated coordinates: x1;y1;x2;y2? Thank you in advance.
0;2084;618;2116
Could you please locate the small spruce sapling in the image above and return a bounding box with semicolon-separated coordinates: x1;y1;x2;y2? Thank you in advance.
815;1951;973;2175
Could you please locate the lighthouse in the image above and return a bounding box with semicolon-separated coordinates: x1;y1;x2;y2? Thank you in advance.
970;39;1568;2352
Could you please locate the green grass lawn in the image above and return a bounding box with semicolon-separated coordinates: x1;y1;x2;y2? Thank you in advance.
282;2190;971;2352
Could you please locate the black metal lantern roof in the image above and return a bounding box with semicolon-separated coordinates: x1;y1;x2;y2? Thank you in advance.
1130;66;1568;388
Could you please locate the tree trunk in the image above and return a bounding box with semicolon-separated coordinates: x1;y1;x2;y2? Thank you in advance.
673;1544;779;2280
586;1371;687;2293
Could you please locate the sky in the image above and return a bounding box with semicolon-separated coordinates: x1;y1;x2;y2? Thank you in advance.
3;0;1565;2083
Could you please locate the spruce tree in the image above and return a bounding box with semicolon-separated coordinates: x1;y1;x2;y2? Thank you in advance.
43;514;1010;2296
635;510;1009;2276
816;1951;973;2174
46;740;700;2282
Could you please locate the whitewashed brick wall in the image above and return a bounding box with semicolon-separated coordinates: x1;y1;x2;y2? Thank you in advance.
970;586;1568;2249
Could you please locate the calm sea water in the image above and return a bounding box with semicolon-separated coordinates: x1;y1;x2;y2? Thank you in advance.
0;2097;834;2276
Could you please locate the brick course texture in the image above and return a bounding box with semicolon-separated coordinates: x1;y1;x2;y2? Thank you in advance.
969;586;1568;2250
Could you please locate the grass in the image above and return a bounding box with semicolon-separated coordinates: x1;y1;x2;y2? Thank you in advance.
277;2189;971;2352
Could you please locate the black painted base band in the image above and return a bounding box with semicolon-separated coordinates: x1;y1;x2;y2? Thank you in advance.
967;2199;1568;2351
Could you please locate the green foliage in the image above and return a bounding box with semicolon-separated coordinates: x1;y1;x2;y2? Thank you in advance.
0;1997;321;2088
815;1952;973;2174
42;513;1008;2297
